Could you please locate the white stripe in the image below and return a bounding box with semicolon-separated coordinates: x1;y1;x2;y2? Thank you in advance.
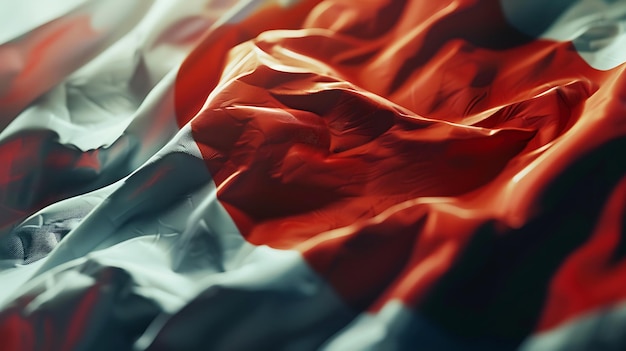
520;301;626;351
0;0;87;44
0;122;355;350
500;0;626;70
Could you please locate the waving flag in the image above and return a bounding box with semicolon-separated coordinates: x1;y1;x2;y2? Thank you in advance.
1;0;625;350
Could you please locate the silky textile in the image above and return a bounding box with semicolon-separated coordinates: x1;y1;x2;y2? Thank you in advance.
1;0;626;350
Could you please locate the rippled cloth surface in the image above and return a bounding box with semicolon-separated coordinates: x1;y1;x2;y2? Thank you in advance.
1;0;626;350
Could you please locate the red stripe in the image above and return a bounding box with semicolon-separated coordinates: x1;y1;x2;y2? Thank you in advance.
0;314;34;351
0;15;97;127
538;174;626;331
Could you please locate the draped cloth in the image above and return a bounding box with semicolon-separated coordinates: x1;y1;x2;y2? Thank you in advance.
1;0;626;350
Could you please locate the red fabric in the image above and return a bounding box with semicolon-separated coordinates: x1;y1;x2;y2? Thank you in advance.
0;15;96;128
174;0;626;338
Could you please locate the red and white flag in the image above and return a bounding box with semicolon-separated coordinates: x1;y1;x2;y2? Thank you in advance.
1;0;626;350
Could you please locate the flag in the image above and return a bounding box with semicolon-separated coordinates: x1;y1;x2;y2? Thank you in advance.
1;0;625;350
